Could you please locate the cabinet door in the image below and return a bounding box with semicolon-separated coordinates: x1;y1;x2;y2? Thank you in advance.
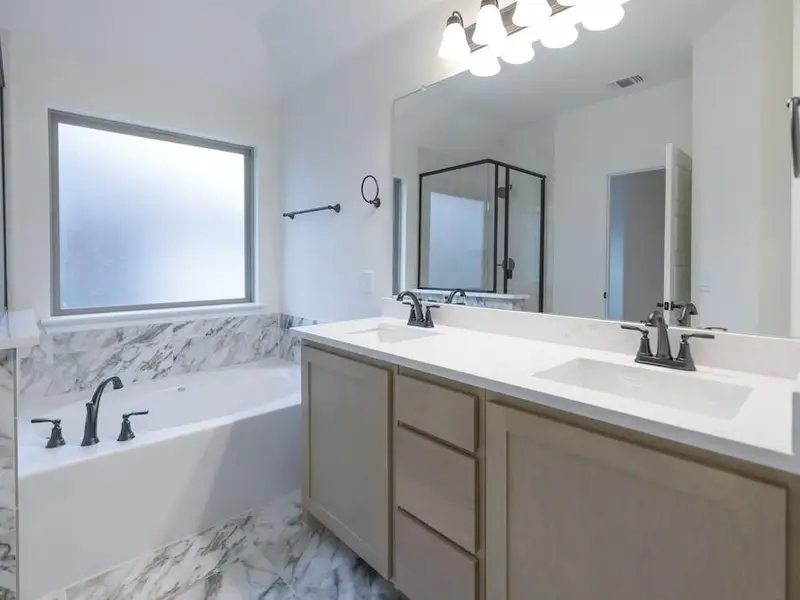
302;346;392;577
486;403;787;600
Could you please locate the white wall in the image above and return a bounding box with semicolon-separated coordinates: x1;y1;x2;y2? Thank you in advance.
551;78;693;319
281;0;480;322
0;23;282;317
693;0;792;335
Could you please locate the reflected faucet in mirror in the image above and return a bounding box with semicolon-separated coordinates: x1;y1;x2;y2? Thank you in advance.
82;376;123;447
445;289;468;305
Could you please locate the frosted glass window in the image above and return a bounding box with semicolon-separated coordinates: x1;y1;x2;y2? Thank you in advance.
51;112;253;315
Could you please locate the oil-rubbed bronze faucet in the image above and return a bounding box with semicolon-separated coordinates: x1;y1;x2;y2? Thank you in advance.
81;376;123;447
396;291;438;328
621;307;715;372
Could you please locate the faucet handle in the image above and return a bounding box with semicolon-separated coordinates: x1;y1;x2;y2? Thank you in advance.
676;333;713;369
621;324;649;335
423;304;439;328
118;411;149;442
122;411;150;419
401;301;420;321
621;325;653;358
680;333;715;341
31;418;66;449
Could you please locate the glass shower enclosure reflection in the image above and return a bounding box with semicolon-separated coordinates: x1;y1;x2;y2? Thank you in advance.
417;160;546;312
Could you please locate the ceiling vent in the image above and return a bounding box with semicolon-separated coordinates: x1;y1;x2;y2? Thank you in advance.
612;75;644;90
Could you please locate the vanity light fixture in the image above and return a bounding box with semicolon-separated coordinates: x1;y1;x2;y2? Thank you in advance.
500;32;535;65
540;19;579;48
439;0;628;76
438;11;471;61
472;0;508;51
580;1;625;31
469;47;502;77
512;0;552;28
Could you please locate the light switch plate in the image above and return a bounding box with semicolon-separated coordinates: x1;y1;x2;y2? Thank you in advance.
361;270;375;294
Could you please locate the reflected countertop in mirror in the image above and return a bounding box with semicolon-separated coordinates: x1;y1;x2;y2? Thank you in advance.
392;0;793;338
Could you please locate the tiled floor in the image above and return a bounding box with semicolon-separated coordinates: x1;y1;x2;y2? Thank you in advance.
169;500;401;600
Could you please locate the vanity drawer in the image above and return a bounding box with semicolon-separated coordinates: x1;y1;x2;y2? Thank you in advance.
395;425;477;552
395;374;477;452
394;509;477;600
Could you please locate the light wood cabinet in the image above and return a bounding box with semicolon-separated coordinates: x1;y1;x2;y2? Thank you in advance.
395;425;477;552
303;342;796;600
395;373;478;452
394;509;477;600
486;402;788;600
302;345;392;578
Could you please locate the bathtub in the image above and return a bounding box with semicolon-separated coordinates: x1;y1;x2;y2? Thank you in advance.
18;360;302;600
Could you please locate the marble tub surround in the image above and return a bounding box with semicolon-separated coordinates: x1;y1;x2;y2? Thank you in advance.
296;316;800;476
38;490;399;600
34;491;296;600
19;314;284;400
0;350;16;600
279;315;320;364
413;289;528;311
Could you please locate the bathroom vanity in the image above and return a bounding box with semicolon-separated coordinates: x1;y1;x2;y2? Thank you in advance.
298;314;800;600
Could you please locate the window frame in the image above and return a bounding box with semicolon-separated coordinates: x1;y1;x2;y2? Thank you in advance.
48;110;256;316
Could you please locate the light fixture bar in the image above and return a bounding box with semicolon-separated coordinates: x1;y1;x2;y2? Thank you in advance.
465;0;570;52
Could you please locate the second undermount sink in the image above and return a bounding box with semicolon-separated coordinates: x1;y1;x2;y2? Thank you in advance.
344;323;439;344
534;358;752;419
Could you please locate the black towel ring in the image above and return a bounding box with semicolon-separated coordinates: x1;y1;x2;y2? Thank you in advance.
361;175;381;209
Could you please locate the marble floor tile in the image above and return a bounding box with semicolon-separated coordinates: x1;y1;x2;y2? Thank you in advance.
168;552;295;600
252;496;400;600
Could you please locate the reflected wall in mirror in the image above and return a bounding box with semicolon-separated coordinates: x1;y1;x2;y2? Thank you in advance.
393;0;793;336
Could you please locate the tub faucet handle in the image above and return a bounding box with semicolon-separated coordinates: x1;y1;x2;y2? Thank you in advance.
31;418;66;449
118;411;149;442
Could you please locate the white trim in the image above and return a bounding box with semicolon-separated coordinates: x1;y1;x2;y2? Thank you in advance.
40;303;271;334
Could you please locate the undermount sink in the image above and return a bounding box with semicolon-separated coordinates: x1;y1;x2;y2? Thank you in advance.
534;358;752;420
344;324;439;344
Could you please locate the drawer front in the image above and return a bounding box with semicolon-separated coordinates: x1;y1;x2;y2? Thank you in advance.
395;426;477;552
395;509;477;600
395;374;477;452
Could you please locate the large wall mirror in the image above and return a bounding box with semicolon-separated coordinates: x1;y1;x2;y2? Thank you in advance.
393;0;793;336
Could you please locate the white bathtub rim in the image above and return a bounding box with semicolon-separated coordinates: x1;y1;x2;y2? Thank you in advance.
20;391;300;479
20;360;300;478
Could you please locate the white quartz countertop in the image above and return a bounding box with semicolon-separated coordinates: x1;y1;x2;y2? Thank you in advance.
295;317;800;475
0;309;40;350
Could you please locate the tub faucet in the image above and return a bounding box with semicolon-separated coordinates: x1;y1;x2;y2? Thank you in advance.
82;376;123;447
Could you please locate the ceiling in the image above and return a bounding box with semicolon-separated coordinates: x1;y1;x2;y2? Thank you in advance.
421;0;737;127
258;0;450;93
0;0;448;99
